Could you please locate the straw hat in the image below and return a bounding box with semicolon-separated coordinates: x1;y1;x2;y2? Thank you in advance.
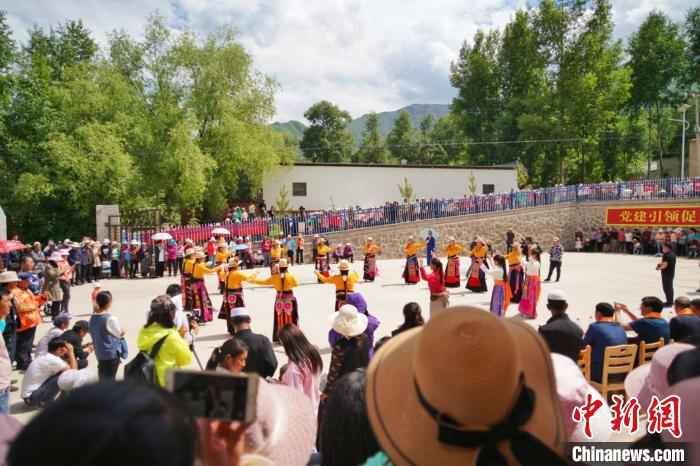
624;343;695;410
329;304;368;338
194;251;206;259
367;237;373;241
0;271;19;284
367;307;567;466
338;260;351;272
228;257;240;268
278;259;288;268
184;248;194;257
551;353;611;442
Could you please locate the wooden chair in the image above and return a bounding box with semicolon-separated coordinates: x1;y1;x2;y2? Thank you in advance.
577;345;591;382
638;338;665;366
591;344;638;401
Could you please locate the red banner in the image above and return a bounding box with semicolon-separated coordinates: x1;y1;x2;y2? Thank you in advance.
606;206;700;227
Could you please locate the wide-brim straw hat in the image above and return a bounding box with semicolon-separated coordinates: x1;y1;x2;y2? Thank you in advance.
624;343;695;411
194;251;206;259
184;248;194;257
330;304;368;338
367;307;567;466
0;271;19;284
278;259;288;268
339;260;350;271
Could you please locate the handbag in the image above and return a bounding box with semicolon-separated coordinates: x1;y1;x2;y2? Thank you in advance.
124;334;168;384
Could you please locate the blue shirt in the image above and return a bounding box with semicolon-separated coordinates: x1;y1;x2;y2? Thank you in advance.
630;318;670;344
583;321;628;382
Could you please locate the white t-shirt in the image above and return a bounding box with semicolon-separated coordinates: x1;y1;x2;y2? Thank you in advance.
58;368;99;392
488;269;506;281
21;353;68;399
35;327;66;356
525;260;540;276
105;315;122;338
625;232;633;242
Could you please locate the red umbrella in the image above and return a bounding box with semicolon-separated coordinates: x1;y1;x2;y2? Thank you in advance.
0;240;26;254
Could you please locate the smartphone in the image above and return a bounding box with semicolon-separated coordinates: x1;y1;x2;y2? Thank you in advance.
166;369;258;422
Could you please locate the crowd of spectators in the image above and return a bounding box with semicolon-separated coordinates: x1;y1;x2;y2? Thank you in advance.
575;227;700;257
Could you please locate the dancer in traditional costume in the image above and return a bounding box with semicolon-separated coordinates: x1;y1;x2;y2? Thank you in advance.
506;242;524;303
219;257;258;334
465;239;488;293
190;251;223;323
402;236;425;284
518;249;541;319
270;240;282;274
442;237;463;288
315;239;331;283
488;254;511;317
316;260;360;310
181;247;196;311
419;257;449;319
362;237;381;282
252;259;299;342
215;241;231;294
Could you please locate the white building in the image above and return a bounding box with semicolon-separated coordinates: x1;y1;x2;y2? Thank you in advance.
262;162;518;210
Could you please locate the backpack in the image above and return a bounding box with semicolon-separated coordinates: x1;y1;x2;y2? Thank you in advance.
124;334;169;384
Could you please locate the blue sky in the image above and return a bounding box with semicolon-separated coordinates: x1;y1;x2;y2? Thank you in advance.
3;0;696;122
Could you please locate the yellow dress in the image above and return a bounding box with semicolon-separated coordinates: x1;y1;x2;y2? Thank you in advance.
317;244;331;257
444;244;464;257
252;273;299;292
506;249;522;266
404;242;425;257
470;245;487;259
316;272;360;292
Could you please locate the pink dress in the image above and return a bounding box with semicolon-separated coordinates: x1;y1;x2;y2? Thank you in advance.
281;361;320;417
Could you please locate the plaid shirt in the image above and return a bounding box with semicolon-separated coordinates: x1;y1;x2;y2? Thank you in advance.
550;244;563;262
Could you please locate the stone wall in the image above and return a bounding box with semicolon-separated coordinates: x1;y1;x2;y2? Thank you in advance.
300;199;699;260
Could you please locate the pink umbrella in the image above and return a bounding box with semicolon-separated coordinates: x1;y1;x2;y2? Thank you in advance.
0;240;25;254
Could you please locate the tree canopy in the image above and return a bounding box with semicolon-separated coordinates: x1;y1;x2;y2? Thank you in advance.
0;13;293;240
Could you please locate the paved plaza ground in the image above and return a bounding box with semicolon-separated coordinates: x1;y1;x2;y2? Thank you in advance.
9;252;700;424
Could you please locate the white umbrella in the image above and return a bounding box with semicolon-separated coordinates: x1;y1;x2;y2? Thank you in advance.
152;232;173;241
212;227;230;235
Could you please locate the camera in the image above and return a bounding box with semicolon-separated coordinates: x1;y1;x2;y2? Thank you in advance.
166;369;259;422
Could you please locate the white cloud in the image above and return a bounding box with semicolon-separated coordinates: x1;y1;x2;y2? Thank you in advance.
3;0;695;122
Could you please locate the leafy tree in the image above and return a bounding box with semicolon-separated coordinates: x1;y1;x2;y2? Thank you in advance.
467;172;477;195
397;177;414;202
450;30;501;164
300;100;354;162
628;11;687;174
274;185;290;215
355;112;389;163
386;111;417;163
687;8;700;87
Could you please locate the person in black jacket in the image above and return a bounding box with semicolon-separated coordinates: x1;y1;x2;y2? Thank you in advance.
538;290;584;362
61;321;93;369
229;308;277;378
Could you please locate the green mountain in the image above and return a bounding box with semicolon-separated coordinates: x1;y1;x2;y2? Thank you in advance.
271;103;450;145
270;120;306;141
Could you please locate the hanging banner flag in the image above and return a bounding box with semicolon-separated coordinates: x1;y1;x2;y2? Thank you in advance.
605;206;700;227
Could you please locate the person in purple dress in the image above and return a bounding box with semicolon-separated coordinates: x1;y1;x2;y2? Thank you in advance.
328;292;380;358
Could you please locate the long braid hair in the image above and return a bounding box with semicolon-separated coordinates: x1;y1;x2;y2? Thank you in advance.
493;254;508;284
430;257;445;285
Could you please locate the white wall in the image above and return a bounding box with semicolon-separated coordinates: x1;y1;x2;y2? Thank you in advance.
263;165;518;210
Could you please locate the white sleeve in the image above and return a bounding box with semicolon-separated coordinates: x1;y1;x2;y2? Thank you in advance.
49;356;69;373
106;316;123;337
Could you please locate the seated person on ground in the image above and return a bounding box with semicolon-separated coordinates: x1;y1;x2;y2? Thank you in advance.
583;303;628;383
21;338;77;407
615;296;670;344
60;320;92;369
